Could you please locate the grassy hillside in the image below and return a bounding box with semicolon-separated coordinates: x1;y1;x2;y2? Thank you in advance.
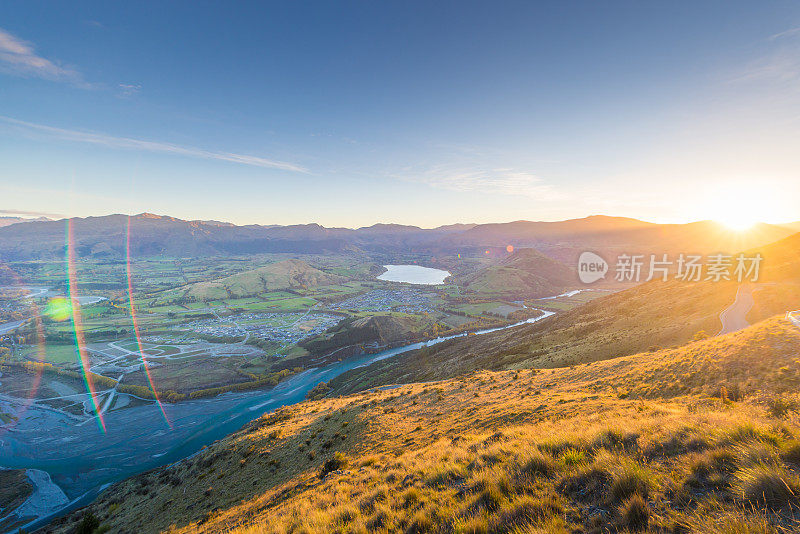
328;279;738;395
757;232;800;282
46;317;800;533
182;259;346;300
745;232;800;323
298;314;437;359
455;248;575;298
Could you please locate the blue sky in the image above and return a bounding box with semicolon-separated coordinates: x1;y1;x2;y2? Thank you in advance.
1;1;800;227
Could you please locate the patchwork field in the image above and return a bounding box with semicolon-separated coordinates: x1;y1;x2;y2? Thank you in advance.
2;254;568;416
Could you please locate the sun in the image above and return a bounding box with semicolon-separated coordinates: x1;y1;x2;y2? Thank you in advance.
702;183;777;232
715;215;757;232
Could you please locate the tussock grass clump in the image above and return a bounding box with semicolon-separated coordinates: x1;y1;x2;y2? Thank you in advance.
452;514;490;534
644;426;709;458
683;448;739;497
519;450;556;479
607;460;653;504
358;485;389;514
471;484;506;514
365;507;393;531
558;448;587;467
685;518;775;534
733;464;800;510
426;464;468;488
619;493;649;531
734;440;780;467
559;464;612;503
781;440;800;466
767;396;798;418
593;428;639;452
492;496;563;531
333;505;359;525
725;423;780;446
406;510;435;534
402;487;423;509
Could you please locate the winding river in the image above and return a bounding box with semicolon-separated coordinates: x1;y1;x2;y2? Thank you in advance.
2;285;560;532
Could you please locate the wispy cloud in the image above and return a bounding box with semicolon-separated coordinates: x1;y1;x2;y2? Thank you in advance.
731;26;800;85
118;83;141;97
0;28;85;86
0;209;63;218
769;26;800;41
396;165;562;200
0;116;308;173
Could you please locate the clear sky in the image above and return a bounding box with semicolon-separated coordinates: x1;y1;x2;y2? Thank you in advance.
1;1;800;228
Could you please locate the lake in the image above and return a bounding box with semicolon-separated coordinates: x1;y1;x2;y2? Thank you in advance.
377;264;451;285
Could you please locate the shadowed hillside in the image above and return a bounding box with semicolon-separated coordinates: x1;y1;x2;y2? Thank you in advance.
44;317;800;533
298;314;437;360
454;248;575;298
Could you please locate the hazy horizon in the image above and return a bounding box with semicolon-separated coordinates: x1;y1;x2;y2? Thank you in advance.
1;209;799;231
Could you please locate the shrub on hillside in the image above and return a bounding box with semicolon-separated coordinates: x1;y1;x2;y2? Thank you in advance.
76;512;100;534
320;452;347;478
306;381;331;401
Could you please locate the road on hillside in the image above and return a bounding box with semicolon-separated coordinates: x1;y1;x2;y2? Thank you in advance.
718;285;755;336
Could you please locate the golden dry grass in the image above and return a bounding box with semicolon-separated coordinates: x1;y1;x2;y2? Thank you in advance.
44;317;800;534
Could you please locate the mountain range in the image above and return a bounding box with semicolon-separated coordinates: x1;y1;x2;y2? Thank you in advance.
0;213;795;262
0;216;51;228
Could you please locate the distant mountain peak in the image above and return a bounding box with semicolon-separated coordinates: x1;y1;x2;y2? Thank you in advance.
192;219;236;227
0;215;52;228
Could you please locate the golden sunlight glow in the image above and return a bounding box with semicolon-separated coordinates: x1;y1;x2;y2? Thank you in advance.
715;215;758;232
702;181;785;232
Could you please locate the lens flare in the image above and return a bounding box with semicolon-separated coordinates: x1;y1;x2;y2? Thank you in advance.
65;219;106;432
45;297;72;322
126;216;172;428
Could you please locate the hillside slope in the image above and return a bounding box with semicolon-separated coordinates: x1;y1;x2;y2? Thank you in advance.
455;248;575;298
298;314;436;359
181;259;346;300
45;317;800;533
328;279;739;395
740;232;800;324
